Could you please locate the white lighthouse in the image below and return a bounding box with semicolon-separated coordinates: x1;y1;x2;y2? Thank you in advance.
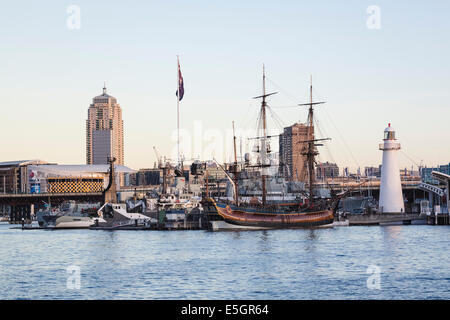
379;123;405;213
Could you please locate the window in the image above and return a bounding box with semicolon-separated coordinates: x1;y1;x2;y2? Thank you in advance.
384;131;395;140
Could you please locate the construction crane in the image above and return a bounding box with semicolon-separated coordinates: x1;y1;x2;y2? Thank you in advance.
153;146;163;168
153;146;177;195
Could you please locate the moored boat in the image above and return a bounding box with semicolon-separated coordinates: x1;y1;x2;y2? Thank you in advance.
44;215;106;229
207;67;337;229
90;202;155;230
211;199;334;228
37;201;105;229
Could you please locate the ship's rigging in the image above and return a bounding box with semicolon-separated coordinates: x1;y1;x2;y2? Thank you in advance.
238;69;331;207
204;67;338;228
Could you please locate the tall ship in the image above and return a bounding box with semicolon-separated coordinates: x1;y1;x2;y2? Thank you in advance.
209;67;337;228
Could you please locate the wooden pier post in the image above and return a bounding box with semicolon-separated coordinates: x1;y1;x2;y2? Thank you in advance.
9;206;12;223
26;204;31;224
13;206;19;224
18;206;21;222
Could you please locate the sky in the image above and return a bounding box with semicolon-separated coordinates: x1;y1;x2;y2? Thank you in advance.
0;0;449;172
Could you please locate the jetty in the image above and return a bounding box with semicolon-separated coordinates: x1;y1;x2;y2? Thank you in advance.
347;213;426;226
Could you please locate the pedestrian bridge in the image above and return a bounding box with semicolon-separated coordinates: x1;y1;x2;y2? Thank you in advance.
431;171;450;185
431;171;450;211
418;182;445;197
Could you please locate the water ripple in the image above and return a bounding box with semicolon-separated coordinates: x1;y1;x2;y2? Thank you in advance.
0;224;448;299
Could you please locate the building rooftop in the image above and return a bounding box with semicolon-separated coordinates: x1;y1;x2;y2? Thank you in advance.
0;160;50;167
93;85;116;100
28;164;136;174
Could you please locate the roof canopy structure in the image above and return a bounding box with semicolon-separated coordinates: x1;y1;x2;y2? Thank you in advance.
0;160;50;168
28;164;136;174
0;160;135;173
431;171;450;184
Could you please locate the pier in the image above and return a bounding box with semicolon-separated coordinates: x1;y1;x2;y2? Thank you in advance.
427;213;450;225
347;213;427;226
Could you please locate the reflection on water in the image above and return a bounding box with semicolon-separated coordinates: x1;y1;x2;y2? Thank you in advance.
0;224;448;300
304;229;318;253
383;225;403;240
260;230;269;241
307;229;318;241
258;230;271;252
381;226;406;274
232;231;241;240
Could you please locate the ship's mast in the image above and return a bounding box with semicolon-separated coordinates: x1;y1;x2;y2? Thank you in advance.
307;77;315;205
298;76;329;207
252;65;277;206
261;66;268;206
232;121;239;205
308;76;314;129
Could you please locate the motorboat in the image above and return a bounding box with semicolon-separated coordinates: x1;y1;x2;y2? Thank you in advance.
37;201;105;229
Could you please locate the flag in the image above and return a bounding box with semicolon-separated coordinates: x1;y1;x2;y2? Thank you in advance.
176;59;184;101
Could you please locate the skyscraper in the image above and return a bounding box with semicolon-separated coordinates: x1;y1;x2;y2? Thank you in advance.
86;85;124;165
279;122;313;181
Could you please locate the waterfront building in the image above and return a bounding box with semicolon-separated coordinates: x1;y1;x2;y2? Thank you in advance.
379;123;405;213
400;167;421;179
132;168;162;186
0;160;134;194
316;162;339;180
25;164;135;193
130;165;198;188
364;166;381;178
204;164;228;181
86;85;124;165
0;160;51;194
279;122;313;181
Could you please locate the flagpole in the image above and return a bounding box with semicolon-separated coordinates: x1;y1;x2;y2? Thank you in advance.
177;55;180;166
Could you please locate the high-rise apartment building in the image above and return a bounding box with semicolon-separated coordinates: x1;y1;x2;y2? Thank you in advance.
86;85;124;165
279;123;313;181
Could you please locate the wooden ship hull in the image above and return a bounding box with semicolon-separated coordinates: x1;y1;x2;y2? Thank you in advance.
201;69;338;230
211;199;334;229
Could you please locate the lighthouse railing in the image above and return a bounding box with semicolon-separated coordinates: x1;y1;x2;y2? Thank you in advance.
379;142;401;150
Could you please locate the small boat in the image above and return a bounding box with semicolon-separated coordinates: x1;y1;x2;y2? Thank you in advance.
332;220;349;227
90;202;155;230
209;219;271;231
155;174;203;229
44;215;106;229
37;201;105;229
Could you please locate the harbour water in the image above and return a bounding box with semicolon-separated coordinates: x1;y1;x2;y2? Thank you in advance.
0;222;448;300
